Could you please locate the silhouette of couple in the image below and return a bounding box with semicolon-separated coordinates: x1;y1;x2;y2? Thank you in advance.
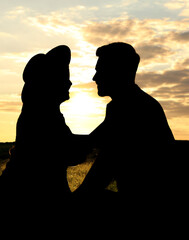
1;42;175;202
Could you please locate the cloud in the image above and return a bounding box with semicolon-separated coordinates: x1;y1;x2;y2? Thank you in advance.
81;17;189;73
164;0;186;10
82;17;189;43
164;0;189;17
0;101;21;113
0;32;15;38
157;98;189;119
83;18;189;72
136;44;173;62
0;6;84;55
5;6;32;19
180;8;189;16
72;82;96;91
136;68;189;119
26;13;75;33
0;95;21;113
172;31;189;42
174;58;189;69
82;18;154;46
137;69;189;88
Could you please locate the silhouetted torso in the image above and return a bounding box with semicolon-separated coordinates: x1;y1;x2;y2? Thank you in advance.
104;85;174;196
75;84;174;198
91;84;174;146
2;104;72;199
1;46;75;201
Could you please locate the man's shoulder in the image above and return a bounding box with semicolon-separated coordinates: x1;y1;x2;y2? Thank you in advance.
136;85;162;110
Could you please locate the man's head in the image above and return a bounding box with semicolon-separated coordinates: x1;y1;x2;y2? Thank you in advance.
93;42;140;98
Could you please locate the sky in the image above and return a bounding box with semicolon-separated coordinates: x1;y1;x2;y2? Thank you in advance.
0;0;189;141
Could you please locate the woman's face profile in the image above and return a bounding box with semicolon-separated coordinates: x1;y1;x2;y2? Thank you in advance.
50;66;72;104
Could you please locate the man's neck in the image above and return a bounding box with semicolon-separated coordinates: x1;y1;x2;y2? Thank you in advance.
110;83;137;101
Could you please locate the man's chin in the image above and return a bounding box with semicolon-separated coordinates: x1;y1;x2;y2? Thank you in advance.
98;90;108;97
63;95;70;101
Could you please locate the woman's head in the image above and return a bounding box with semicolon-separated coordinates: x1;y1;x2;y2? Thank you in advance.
22;45;72;105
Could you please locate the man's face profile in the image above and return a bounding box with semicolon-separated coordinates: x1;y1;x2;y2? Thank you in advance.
93;57;114;97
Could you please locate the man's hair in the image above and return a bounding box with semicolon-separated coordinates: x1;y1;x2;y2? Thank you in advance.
96;42;140;74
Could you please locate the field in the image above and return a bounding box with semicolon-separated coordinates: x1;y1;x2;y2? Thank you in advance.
0;142;13;176
0;142;117;192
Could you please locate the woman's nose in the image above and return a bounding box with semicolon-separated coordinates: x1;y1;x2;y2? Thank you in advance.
93;72;97;81
64;80;72;89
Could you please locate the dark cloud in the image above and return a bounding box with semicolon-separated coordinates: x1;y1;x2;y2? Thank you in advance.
136;69;189;118
136;69;189;88
83;20;132;45
159;99;189;119
136;44;173;61
174;58;189;69
172;31;189;43
181;58;189;67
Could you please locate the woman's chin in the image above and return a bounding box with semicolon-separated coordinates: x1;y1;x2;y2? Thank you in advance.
61;93;70;103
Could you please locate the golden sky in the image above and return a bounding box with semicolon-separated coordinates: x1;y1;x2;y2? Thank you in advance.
1;0;189;141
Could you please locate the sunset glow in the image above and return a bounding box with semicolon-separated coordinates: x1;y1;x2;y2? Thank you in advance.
61;91;110;134
1;0;189;141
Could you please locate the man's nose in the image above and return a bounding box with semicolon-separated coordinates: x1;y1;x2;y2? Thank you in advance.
69;80;72;87
65;80;72;88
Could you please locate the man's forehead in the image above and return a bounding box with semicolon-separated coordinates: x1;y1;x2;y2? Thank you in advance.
96;57;110;69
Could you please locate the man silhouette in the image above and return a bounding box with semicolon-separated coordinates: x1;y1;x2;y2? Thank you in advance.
74;42;175;199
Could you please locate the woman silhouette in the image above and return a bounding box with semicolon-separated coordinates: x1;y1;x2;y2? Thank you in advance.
2;46;75;200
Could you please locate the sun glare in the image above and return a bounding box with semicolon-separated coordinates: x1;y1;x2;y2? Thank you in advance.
61;91;109;134
67;92;98;115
